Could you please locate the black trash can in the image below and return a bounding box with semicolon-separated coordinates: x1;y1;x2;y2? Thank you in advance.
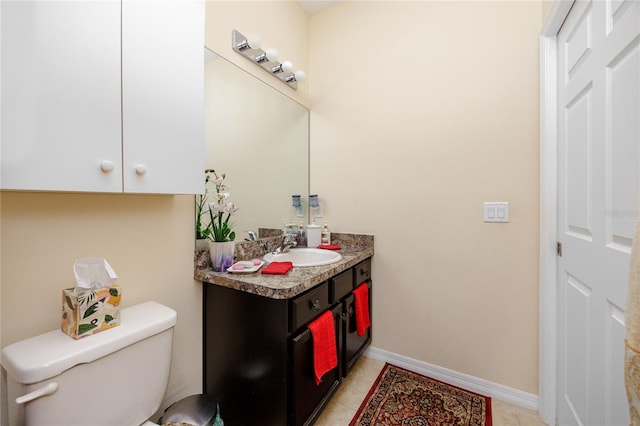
159;394;223;426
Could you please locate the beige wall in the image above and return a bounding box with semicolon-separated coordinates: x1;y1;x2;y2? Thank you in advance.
309;1;542;394
0;193;202;422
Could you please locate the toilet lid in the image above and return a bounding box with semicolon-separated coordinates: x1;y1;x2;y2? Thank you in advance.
1;302;176;384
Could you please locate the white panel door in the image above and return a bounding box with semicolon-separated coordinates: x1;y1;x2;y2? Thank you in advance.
557;0;639;424
1;0;122;192
121;0;204;194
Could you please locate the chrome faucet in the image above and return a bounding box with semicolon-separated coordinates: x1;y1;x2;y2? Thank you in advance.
245;230;258;241
276;233;297;253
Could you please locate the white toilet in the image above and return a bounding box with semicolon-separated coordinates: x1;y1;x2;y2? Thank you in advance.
1;301;177;426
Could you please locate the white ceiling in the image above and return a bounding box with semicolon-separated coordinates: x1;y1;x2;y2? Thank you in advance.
297;0;343;15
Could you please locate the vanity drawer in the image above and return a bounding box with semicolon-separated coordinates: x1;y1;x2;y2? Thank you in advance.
354;259;372;284
290;281;330;332
330;269;353;303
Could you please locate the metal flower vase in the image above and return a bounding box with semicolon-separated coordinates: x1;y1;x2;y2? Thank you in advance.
208;240;235;272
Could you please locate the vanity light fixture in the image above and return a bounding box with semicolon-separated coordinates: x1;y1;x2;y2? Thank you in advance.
232;29;305;90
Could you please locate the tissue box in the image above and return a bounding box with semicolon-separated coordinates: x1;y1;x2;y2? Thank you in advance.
61;286;122;339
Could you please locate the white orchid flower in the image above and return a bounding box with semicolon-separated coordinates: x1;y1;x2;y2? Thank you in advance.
208;202;221;214
216;192;230;202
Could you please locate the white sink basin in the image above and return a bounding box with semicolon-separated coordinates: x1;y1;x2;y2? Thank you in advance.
263;248;342;267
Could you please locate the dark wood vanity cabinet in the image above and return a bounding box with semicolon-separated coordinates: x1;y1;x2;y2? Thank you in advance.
203;258;372;426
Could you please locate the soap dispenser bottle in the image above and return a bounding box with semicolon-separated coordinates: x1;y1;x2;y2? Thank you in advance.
297;222;307;247
321;222;331;245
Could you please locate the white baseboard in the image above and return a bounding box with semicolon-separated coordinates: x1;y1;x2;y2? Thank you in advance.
364;346;539;411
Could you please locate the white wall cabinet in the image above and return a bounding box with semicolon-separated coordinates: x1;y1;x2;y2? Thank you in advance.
1;0;204;194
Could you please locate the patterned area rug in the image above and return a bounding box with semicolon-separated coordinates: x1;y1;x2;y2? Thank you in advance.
350;363;492;426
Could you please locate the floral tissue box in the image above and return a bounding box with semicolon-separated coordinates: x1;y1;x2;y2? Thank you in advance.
61;286;122;339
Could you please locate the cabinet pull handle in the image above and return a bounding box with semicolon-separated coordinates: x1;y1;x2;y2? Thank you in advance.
360;268;368;276
100;160;114;173
135;164;147;175
310;299;321;311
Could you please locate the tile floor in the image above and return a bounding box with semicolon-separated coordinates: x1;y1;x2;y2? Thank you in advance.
315;356;547;425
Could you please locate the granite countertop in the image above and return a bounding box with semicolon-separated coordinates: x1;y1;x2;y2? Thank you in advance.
194;233;374;299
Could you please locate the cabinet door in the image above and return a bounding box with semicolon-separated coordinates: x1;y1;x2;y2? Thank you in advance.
1;1;122;192
121;0;204;194
343;281;372;377
289;304;342;426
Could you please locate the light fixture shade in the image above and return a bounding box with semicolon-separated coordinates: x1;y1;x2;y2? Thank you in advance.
245;35;261;50
255;48;279;63
235;33;261;51
281;61;293;73
265;48;279;62
294;70;306;82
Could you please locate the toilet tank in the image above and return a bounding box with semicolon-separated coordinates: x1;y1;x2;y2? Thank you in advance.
1;301;177;426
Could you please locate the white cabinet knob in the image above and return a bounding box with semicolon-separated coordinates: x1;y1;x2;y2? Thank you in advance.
100;160;114;173
135;164;147;175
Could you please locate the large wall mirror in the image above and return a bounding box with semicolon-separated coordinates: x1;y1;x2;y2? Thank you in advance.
204;47;309;241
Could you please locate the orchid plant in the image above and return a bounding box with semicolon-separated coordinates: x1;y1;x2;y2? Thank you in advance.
195;168;238;242
195;169;214;240
206;169;238;242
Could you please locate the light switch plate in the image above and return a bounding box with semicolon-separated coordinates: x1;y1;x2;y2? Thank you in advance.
484;202;509;223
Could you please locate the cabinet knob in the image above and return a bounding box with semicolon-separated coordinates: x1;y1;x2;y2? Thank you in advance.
100;160;114;173
135;164;147;175
310;299;321;311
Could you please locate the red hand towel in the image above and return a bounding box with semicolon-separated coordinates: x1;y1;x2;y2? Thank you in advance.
307;310;338;385
261;261;293;275
353;283;371;337
317;244;341;250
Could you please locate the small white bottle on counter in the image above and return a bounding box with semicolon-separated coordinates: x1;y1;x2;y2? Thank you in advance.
306;223;321;248
321;222;331;245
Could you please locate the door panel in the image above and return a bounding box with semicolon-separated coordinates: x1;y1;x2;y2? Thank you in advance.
557;0;638;425
565;84;593;240
607;39;640;251
562;273;591;424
